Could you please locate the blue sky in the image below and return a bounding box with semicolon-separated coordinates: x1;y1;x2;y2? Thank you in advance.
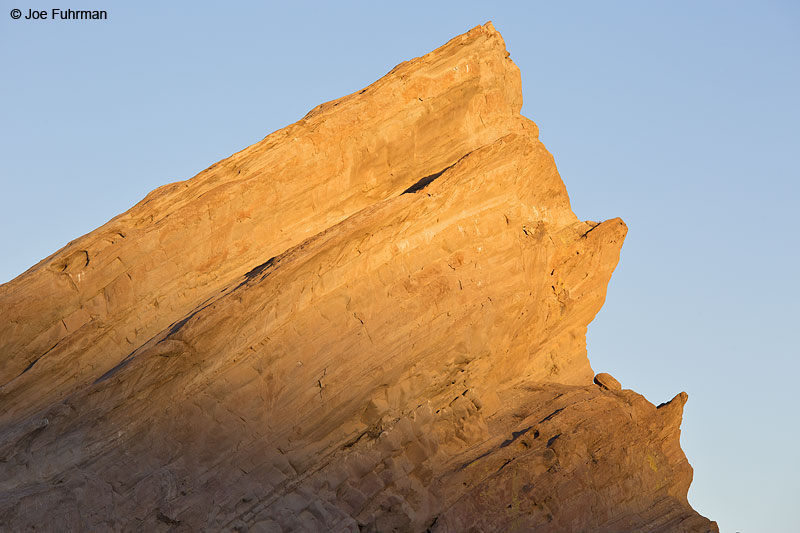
1;2;798;531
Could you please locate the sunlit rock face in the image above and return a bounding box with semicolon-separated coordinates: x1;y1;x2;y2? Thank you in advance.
0;23;717;532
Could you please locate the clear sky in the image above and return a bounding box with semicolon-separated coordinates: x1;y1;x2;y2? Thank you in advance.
1;2;798;531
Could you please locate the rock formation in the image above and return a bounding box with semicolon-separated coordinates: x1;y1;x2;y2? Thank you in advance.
0;23;717;531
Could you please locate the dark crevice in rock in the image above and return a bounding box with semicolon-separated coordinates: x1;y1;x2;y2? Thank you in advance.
95;300;213;385
539;407;565;423
233;256;278;292
244;256;277;281
499;425;534;448
459;425;537;472
156;511;180;526
3;340;62;387
165;307;204;338
401;156;465;194
580;221;602;239
457;449;492;472
341;424;383;450
93;353;137;385
497;457;514;473
402;168;449;194
95;253;283;386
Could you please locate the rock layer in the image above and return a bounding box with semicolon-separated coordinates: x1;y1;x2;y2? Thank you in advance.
0;23;717;531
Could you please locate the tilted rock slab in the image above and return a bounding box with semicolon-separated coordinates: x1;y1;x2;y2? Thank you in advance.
0;23;717;532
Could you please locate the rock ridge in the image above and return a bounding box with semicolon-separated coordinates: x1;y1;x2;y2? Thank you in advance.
0;22;717;532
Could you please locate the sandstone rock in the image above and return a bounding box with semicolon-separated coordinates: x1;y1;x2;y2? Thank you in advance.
594;372;622;391
0;22;717;532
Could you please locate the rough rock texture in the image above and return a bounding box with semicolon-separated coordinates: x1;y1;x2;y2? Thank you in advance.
0;23;717;531
593;372;622;391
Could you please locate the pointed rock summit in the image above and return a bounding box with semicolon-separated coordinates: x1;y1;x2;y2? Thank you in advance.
0;23;716;531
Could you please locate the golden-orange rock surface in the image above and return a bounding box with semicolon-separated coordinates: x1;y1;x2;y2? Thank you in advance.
0;23;717;532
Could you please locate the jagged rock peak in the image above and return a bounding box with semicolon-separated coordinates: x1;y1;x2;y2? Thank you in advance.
0;23;717;532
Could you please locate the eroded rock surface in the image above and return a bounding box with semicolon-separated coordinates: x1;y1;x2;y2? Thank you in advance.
594;372;622;391
0;23;717;532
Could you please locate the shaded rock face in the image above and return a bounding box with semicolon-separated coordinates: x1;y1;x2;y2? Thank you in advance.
0;23;716;532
